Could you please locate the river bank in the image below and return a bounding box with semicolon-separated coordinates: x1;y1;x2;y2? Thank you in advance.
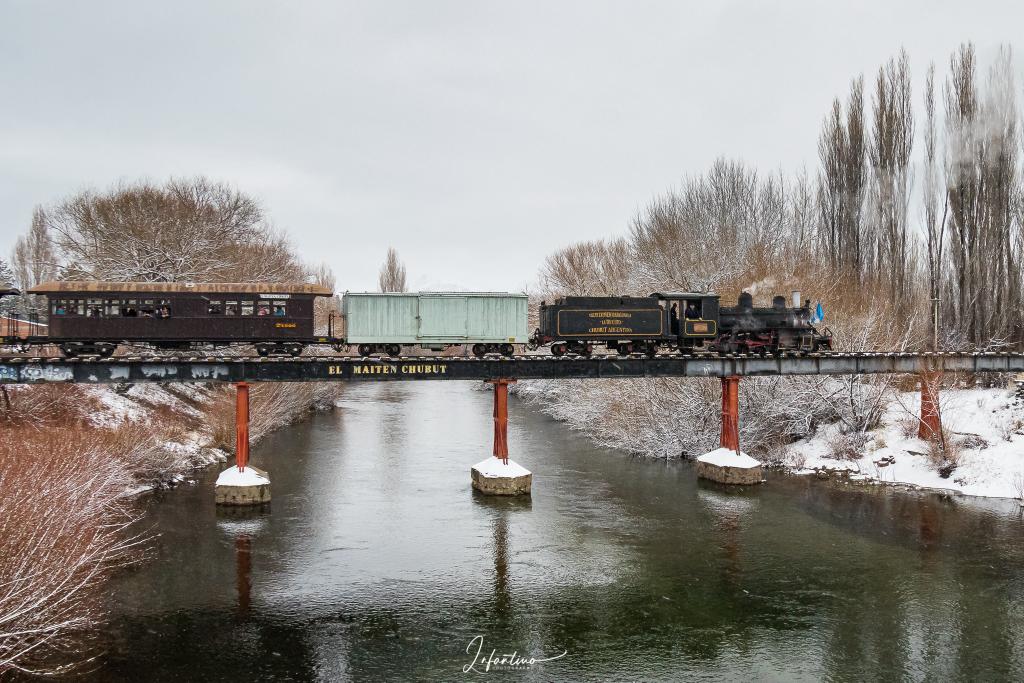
783;386;1024;500
517;378;1024;502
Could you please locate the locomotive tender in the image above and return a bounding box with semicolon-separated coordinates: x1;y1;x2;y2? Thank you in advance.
0;280;829;358
533;291;831;356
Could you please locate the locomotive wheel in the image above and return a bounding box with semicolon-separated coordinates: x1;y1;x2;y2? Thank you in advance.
616;342;633;356
645;342;658;358
288;344;304;357
255;344;271;357
96;343;117;358
472;343;487;358
551;342;567;357
386;344;401;357
357;344;373;357
499;343;514;357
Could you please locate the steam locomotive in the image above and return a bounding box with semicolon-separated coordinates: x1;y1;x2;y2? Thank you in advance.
532;291;831;356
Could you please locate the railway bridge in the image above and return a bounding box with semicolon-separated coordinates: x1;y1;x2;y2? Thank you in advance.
2;351;1020;476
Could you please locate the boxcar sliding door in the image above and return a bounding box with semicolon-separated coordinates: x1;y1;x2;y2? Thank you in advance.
417;295;467;341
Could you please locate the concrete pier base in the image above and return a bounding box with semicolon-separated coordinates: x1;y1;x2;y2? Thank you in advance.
471;458;532;496
215;466;272;506
695;448;763;486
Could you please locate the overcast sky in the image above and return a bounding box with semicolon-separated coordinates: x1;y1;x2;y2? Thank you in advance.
1;1;1021;291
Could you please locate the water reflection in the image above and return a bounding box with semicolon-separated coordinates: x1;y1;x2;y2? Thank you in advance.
98;382;1024;681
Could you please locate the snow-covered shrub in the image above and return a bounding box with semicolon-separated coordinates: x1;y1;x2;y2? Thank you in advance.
827;431;872;461
927;430;961;478
0;427;146;676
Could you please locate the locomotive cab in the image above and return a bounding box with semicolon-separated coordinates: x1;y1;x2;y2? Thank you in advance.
650;292;719;348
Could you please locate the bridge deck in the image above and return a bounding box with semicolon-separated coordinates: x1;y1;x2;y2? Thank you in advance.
1;352;1022;384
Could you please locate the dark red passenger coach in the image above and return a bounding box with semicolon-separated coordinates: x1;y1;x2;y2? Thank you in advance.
23;281;333;356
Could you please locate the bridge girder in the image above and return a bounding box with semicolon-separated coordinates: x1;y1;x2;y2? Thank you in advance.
0;352;1021;384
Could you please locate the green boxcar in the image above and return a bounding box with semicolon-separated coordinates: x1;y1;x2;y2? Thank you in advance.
342;292;529;346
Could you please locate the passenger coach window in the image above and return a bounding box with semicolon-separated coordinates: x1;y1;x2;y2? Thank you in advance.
208;300;223;315
256;302;271;316
241;301;254;316
225;301;239;315
87;298;103;317
122;299;138;317
273;300;287;316
105;299;121;317
59;299;84;316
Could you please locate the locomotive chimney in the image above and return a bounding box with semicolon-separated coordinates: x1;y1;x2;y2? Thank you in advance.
792;290;801;308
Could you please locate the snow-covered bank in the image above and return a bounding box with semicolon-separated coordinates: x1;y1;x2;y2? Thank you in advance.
784;387;1024;499
3;381;340;497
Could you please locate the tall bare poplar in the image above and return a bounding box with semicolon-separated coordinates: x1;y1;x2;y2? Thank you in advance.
921;63;947;348
817;77;868;281
867;50;914;303
944;43;1020;345
11;207;58;315
378;248;407;293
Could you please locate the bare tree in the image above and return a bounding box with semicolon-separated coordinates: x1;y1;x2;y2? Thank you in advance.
817;77;869;281
539;238;633;297
10;207;58;315
921;63;948;349
944;43;1021;345
40;177;304;283
631;158;790;294
867;50;915;304
378;247;407;293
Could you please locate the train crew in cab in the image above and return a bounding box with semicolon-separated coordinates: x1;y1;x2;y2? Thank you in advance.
670;304;680;335
685;302;701;319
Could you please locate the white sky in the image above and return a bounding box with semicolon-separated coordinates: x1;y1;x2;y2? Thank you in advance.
1;1;1021;291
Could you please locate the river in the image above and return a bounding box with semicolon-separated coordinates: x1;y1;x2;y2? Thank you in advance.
99;381;1024;681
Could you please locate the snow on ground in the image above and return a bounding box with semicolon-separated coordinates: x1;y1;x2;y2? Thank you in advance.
473;457;531;478
785;387;1024;499
698;447;760;468
79;383;228;494
88;386;150;425
85;383;208;426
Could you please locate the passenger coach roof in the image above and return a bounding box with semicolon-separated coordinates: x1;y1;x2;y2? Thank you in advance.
28;281;334;296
